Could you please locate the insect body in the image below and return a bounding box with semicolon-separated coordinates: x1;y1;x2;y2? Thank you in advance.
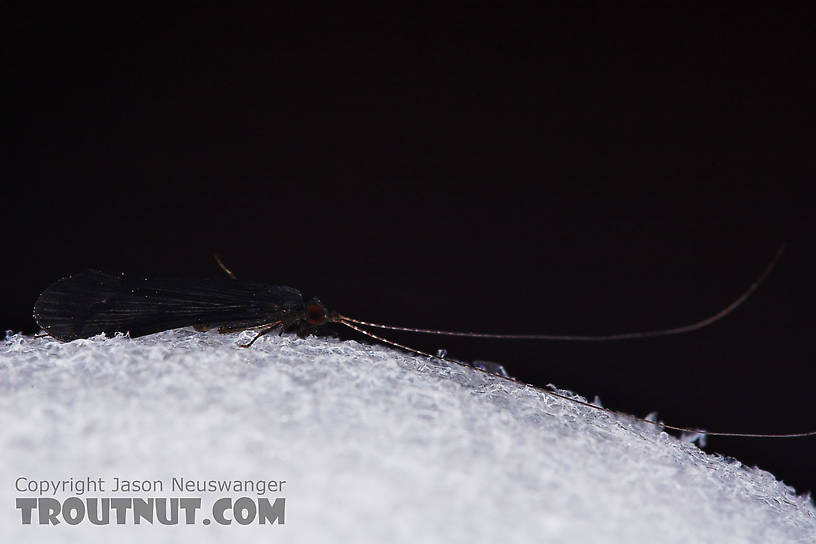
32;246;816;439
34;269;332;345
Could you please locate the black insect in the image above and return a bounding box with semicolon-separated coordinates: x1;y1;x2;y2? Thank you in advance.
32;247;816;439
34;266;334;348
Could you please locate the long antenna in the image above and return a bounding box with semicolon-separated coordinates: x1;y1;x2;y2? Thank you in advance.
340;244;786;341
335;316;816;439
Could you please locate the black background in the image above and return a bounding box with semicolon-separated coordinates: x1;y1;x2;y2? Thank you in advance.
5;7;815;496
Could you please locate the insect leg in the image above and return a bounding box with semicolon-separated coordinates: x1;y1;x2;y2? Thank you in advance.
238;324;281;348
233;313;303;348
213;254;238;279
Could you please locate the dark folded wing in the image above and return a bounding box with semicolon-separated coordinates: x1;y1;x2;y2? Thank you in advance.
34;270;305;341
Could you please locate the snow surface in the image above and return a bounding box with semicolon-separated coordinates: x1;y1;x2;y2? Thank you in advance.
1;329;814;543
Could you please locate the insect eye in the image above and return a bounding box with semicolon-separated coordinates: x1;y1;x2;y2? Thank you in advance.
305;303;327;326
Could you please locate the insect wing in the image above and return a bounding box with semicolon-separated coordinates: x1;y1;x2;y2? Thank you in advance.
34;270;305;341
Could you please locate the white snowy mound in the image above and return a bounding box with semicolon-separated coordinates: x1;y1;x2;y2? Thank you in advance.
1;330;814;543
